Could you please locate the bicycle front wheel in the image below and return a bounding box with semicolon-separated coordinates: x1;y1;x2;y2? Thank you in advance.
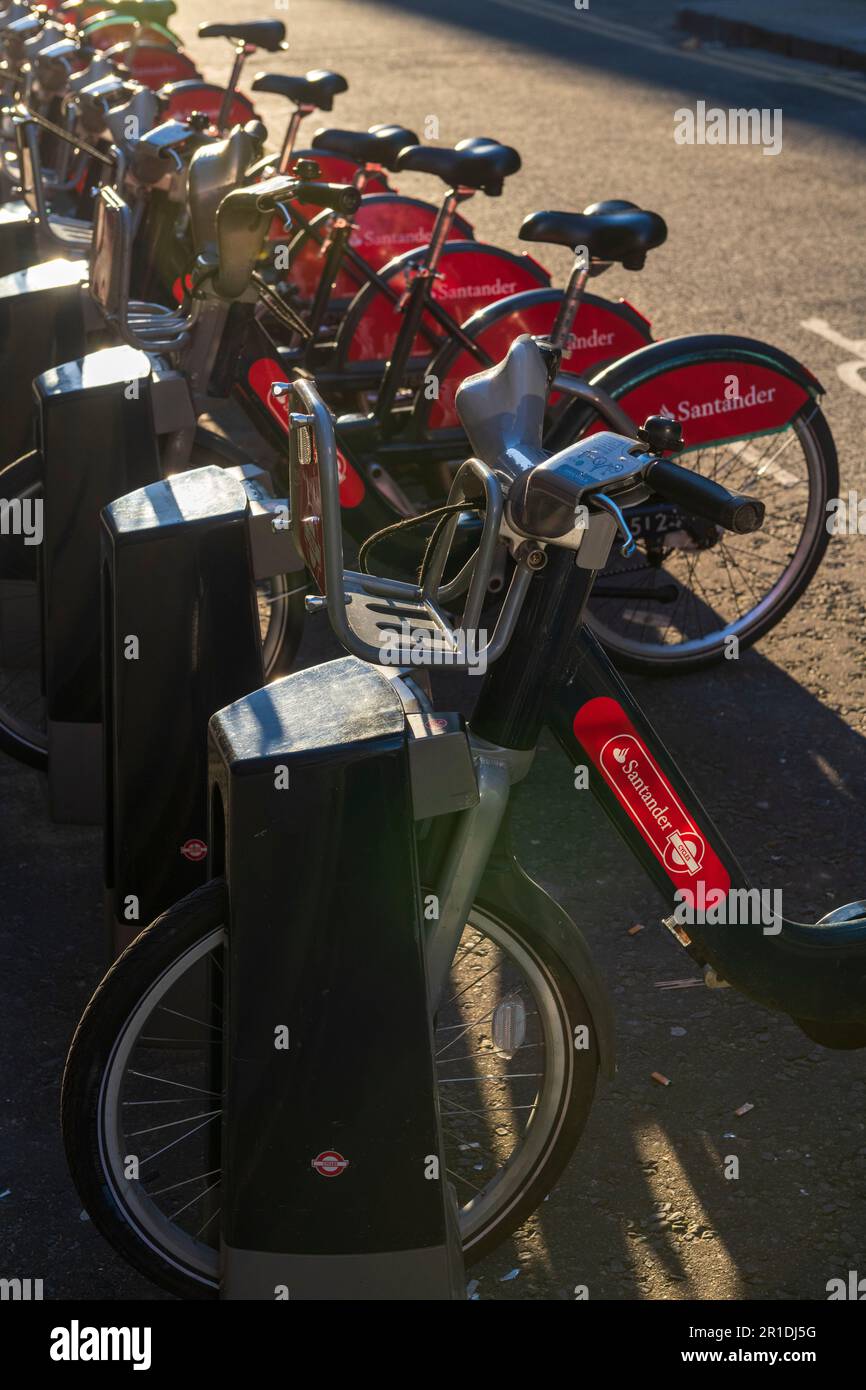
62;880;598;1298
549;339;838;673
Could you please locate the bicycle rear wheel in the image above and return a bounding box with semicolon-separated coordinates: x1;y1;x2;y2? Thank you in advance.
62;880;598;1298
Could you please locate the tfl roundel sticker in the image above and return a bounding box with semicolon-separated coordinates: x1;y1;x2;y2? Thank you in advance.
573;697;730;896
311;1151;349;1178
180;838;207;862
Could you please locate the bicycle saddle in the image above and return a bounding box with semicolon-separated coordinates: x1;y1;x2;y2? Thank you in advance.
187;122;265;253
252;70;348;112
455;334;554;478
198;20;286;52
520;200;667;270
394;137;520;196
312;123;419;172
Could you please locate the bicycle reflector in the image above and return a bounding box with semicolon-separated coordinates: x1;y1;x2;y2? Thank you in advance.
280;378;534;671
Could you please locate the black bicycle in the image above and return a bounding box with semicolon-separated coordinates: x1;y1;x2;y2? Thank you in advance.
62;335;866;1299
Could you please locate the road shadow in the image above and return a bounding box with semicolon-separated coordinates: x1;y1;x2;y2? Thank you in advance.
470;637;866;1297
360;0;866;145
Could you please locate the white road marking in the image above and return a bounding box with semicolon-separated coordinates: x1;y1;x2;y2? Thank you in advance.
801;318;866;399
837;361;866;399
801;317;866;356
490;0;866;104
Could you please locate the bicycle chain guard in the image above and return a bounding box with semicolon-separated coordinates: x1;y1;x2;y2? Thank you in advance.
283;376;534;670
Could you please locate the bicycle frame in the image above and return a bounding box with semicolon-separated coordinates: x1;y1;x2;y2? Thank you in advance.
436;548;866;1029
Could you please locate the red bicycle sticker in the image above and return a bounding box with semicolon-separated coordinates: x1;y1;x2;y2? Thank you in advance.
573;696;730;897
247;359;366;511
180;838;207;862
311;1151;349;1178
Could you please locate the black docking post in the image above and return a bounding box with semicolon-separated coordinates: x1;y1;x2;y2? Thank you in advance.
210;656;467;1300
38;344;162;823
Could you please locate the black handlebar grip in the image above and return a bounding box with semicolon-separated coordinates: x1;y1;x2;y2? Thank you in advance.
287;180;361;216
646;457;765;534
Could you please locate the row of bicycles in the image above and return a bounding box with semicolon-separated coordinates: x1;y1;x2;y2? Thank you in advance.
2;0;865;1302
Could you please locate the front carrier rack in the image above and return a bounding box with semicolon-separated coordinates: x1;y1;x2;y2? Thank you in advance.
283;376;535;670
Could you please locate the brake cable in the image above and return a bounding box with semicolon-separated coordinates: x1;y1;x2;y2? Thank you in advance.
250;270;312;341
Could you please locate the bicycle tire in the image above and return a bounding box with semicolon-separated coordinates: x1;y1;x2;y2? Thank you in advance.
62;879;598;1298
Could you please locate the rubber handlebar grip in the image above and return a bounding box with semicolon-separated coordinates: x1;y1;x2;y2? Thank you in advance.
645;457;765;534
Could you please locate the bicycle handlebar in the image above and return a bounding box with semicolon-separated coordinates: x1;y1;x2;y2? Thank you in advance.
645;457;765;534
214;175;361;299
255;179;361;217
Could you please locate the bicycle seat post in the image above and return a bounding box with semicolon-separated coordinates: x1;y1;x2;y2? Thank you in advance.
374;184;471;426
216;40;252;134
547;245;591;350
277;99;315;173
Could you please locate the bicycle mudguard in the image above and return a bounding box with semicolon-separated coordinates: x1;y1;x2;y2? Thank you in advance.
334;240;551;369
101;464;268;958
0;257;89;467
158;80;257;128
286;147;389;191
546;623;866;1035
478;827;616;1079
284;194;474;301
548;333;823;452
82;16;182;49
120;42;199;88
416;288;653;433
209;655;469;1298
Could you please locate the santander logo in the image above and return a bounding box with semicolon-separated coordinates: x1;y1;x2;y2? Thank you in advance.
433;277;518;302
602;737;705;877
658;383;777;424
351;225;430;248
574;697;731;897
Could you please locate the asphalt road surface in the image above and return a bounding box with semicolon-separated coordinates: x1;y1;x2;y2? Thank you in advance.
2;0;866;1302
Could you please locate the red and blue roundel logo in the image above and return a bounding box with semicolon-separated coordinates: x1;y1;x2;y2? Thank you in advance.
311;1150;349;1178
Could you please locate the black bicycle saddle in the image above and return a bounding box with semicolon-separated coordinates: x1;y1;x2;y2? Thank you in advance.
394;137;520;196
198;21;286;51
520;199;667;269
252;70;348;112
312;124;419;171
